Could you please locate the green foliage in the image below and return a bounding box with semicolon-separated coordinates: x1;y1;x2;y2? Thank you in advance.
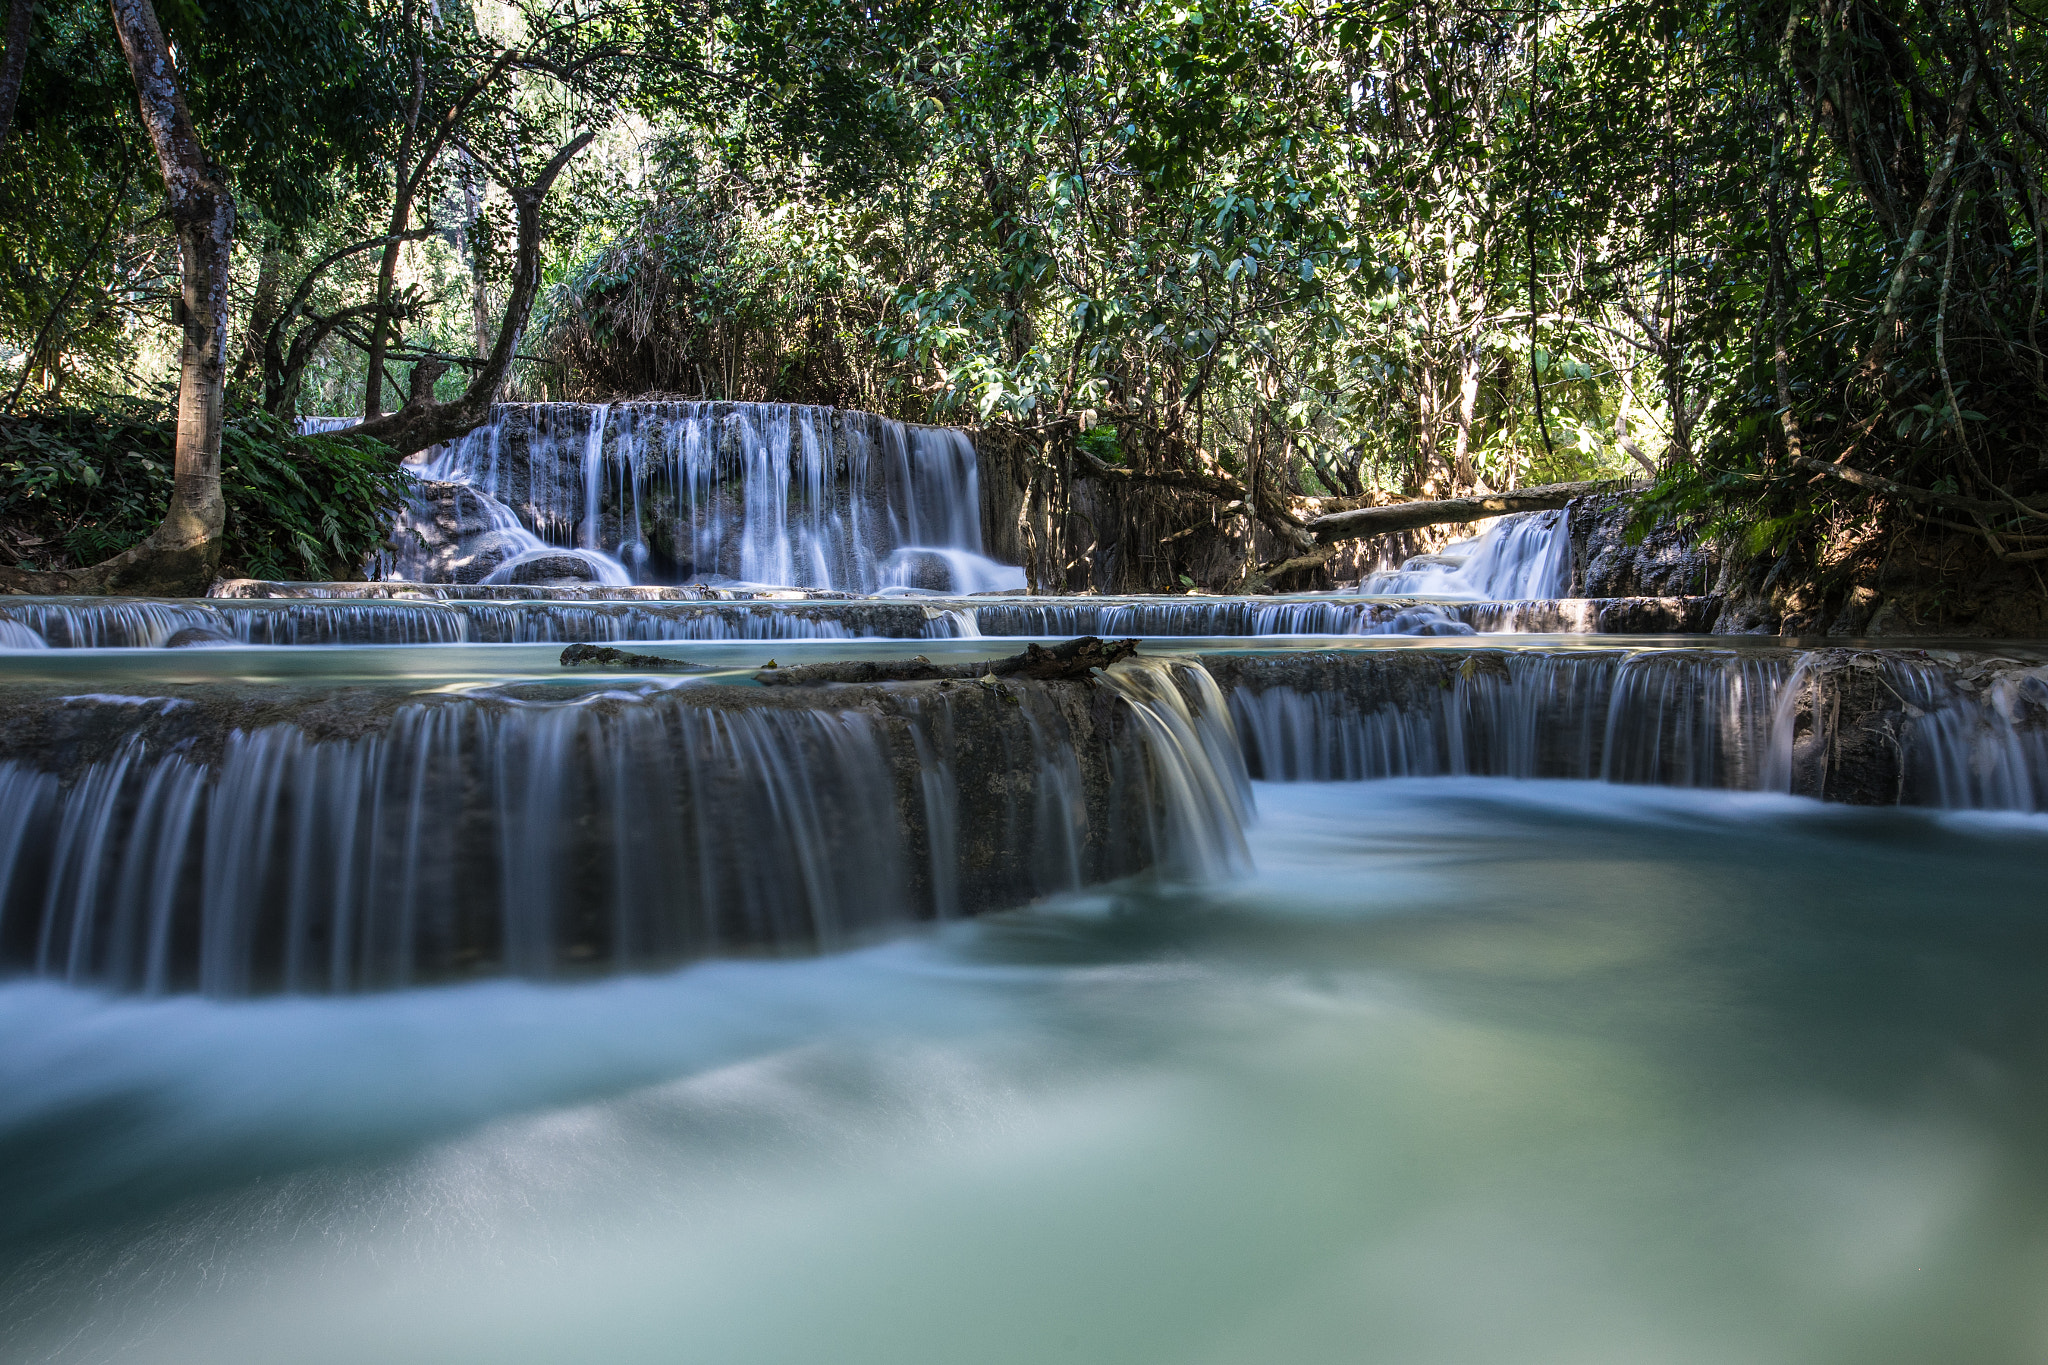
221;413;414;581
5;0;2042;581
166;0;402;231
0;403;412;580
526;0;2045;583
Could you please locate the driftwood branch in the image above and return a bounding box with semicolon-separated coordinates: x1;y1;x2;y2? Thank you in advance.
756;636;1140;687
1305;480;1616;543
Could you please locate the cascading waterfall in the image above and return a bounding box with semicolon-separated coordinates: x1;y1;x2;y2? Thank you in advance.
976;598;1480;637
1357;509;1573;599
1765;650;2048;810
0;600;228;648
1221;650;1796;789
0;662;1250;995
1096;659;1253;879
0;594;1722;649
1219;647;2048;808
0;632;2043;999
994;595;1713;636
0;599;995;647
3;700;908;995
303;414;634;588
367;402;1025;594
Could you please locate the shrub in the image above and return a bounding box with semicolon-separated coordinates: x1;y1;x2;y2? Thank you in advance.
0;401;412;581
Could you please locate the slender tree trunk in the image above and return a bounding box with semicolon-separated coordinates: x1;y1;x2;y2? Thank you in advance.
463;152;491;357
1452;343;1482;490
0;0;233;595
365;0;427;419
232;231;282;403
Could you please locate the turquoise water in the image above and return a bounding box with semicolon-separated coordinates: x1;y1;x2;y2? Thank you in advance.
4;778;2046;1363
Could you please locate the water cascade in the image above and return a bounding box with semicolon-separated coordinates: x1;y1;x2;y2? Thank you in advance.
1212;646;2048;807
971;595;1715;638
369;402;1026;593
1356;509;1574;599
1216;650;1790;788
0;598;992;647
0;658;1245;995
1766;648;2048;808
0;593;1733;649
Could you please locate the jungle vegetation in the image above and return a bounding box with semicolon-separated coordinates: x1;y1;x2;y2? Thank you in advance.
0;0;2041;591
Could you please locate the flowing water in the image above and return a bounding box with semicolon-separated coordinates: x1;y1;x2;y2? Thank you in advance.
0;593;1713;650
5;777;2048;1364
335;403;1025;594
4;416;2047;1361
1358;509;1574;600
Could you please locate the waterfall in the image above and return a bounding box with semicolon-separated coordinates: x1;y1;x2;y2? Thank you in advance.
0;665;1250;995
0;601;227;648
0;591;1722;649
1357;509;1573;599
1219;651;1794;789
973;599;1488;637
0;599;1001;647
1;640;2045;997
1765;651;2048;810
1097;659;1253;879
1215;646;2048;809
360;402;1025;594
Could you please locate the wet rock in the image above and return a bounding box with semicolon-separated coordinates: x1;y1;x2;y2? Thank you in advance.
383;483;500;580
1594;596;1724;633
163;626;237;648
1005;636;1142;679
505;555;601;586
449;531;529;584
560;644;701;670
1569;494;1719;598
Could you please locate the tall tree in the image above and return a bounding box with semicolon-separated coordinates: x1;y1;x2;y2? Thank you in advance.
0;0;231;592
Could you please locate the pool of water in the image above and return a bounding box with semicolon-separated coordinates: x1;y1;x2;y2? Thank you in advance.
5;778;2045;1364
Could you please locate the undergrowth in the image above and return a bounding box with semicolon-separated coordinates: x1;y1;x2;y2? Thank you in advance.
0;400;411;580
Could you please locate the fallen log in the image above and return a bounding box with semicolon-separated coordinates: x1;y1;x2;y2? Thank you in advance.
1306;479;1620;543
757;637;1141;687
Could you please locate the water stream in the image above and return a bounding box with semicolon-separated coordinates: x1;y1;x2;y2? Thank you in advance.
1357;509;1574;599
346;403;1025;593
5;778;2048;1363
3;428;2047;1359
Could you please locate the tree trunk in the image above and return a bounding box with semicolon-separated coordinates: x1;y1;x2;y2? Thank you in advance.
1451;343;1482;489
463;152;491;357
0;0;231;596
231;231;282;403
1304;479;1615;542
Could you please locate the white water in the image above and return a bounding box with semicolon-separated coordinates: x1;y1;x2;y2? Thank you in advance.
1228;651;1791;788
301;415;634;586
6;779;2048;1363
0;595;1688;649
0;656;1250;995
357;403;1025;594
1357;509;1573;600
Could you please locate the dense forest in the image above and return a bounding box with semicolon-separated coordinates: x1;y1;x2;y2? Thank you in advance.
0;0;2042;602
